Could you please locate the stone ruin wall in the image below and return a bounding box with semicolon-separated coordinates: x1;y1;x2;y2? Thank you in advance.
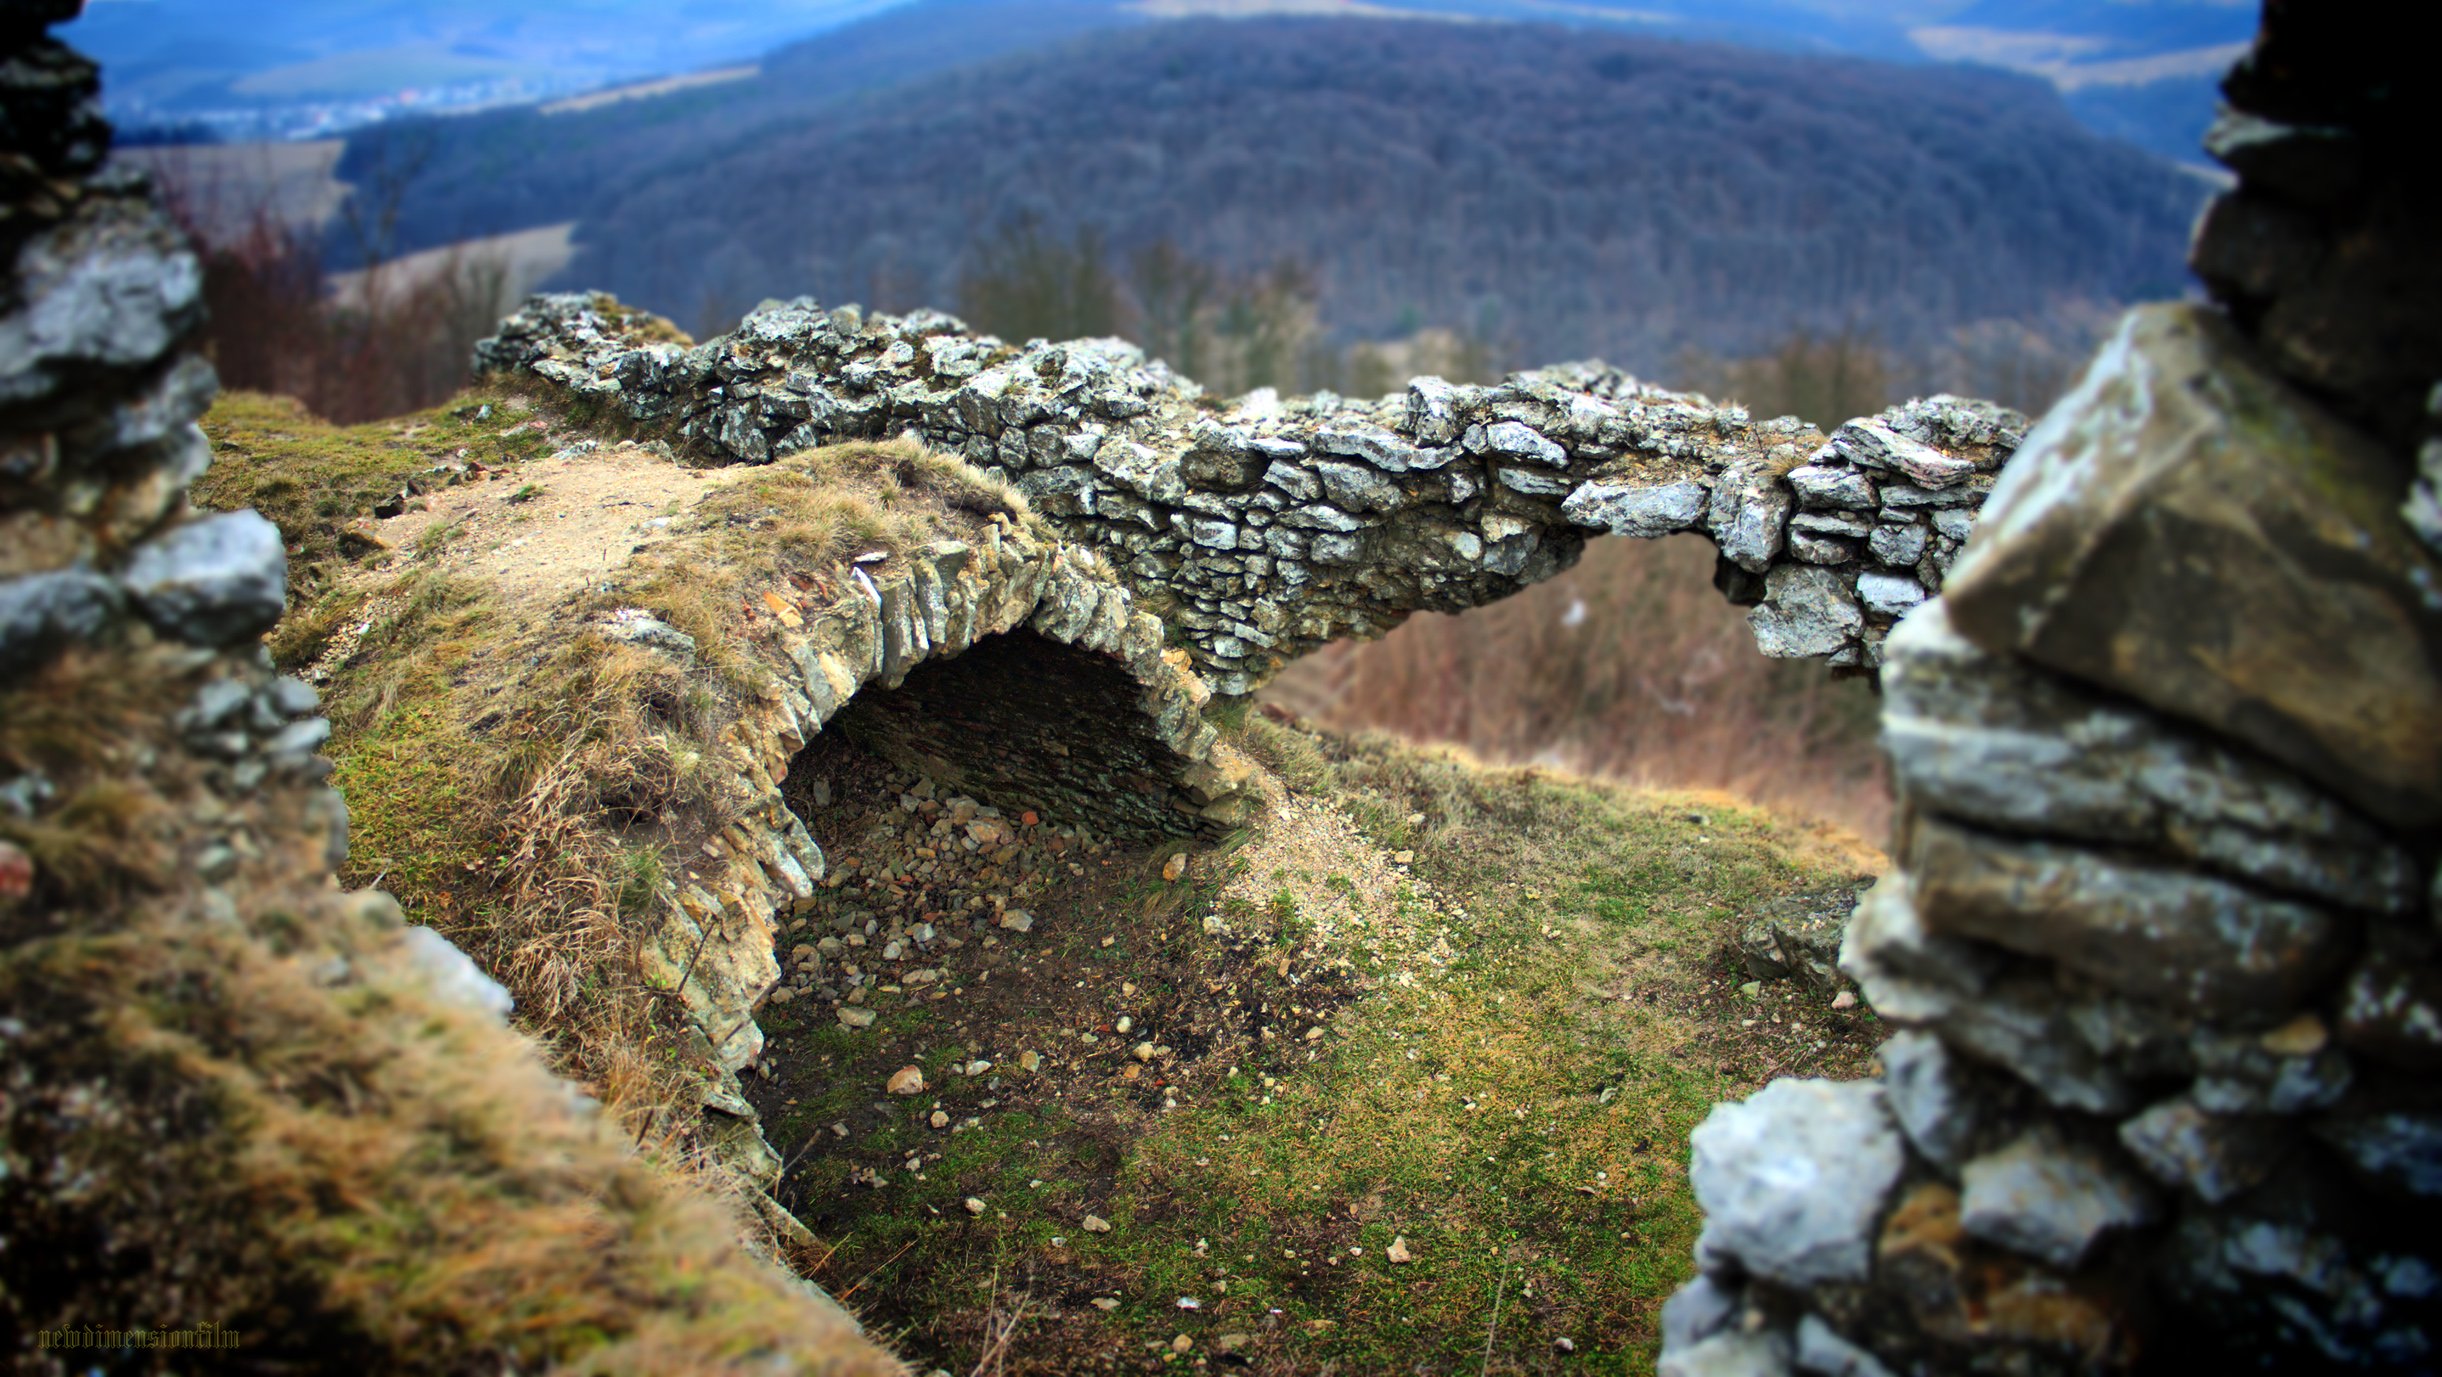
632;524;1261;1184
477;294;2028;693
1655;6;2442;1374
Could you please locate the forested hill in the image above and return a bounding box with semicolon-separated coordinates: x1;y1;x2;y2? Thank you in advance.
547;19;2198;371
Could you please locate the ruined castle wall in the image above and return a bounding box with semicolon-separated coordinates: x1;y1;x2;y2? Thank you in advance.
478;296;2027;693
1657;8;2442;1373
628;521;1256;1182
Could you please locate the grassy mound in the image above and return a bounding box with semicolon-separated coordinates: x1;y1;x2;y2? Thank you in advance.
195;387;1032;1152
191;389;1884;1373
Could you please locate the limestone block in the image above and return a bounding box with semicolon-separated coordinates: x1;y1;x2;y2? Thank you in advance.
1561;479;1709;537
1903;814;2355;1019
1959;1128;2159;1268
1787;464;1877;510
393;925;514;1021
0;567;121;676
1659;1330;1791;1377
1882;600;2418;915
2117;1096;2292;1204
1708;460;1794;573
1830;419;1976;488
2313;1113;2442;1198
1794;1316;1896;1377
1690;1078;1905;1288
1738;884;1864;993
1941;303;2442;829
1748;564;1861;659
1881;1029;2020;1174
119;510;287;647
2338;959;2442;1071
1660;1275;1741;1352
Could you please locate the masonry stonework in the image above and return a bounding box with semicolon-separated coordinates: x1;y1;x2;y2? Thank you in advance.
1657;8;2442;1373
478;296;2026;692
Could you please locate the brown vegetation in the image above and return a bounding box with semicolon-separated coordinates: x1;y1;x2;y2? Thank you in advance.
154;152;519;424
1264;535;1893;842
0;645;900;1375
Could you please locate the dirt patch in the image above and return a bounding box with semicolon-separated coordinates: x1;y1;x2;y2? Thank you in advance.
373;432;745;619
748;731;1394;1362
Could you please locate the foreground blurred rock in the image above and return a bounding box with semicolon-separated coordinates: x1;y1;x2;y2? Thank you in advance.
0;8;899;1372
1659;5;2442;1371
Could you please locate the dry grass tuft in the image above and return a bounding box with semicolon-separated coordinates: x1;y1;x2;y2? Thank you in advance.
2;631;900;1373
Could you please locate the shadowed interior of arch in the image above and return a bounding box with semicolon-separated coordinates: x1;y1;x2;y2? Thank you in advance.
799;627;1206;847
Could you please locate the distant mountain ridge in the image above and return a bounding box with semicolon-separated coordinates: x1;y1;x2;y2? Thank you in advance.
76;0;2252;160
520;18;2198;376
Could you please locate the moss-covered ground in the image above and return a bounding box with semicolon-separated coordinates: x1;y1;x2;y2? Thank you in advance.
197;388;1886;1375
754;718;1883;1374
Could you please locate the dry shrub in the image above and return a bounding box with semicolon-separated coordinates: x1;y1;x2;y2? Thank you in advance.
1262;535;1891;841
153;160;516;425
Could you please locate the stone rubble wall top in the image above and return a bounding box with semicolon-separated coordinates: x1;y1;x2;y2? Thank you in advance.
480;292;2027;692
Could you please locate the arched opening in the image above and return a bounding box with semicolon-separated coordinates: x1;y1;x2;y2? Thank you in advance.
801;627;1207;846
742;625;1337;1298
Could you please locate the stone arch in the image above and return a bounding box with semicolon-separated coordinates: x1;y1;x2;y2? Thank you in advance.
803;626;1218;844
642;521;1255;1183
480;299;2027;692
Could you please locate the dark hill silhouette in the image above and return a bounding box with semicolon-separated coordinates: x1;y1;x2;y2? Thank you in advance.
540;18;2198;374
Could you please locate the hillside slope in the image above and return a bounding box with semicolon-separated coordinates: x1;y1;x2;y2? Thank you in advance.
546;19;2195;373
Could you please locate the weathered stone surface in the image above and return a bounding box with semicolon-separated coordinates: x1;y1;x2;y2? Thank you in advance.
2189;1026;2353;1115
2118;1096;2292;1205
1787;464;1876;510
1708;460;1793;574
2314;1113;2442;1198
1659;1330;1792;1377
1830;419;1976;488
0;566;120;675
1739;884;1865;992
1837;871;1999;1025
486;296;2015;688
2163;1208;2442;1369
1871;1180;2139;1366
1959;1128;2158;1269
395;925;515;1020
0;193;205;409
2202;109;2364;206
1690;1078;1905;1288
1748;564;1861;660
1794;1316;1896;1377
1562;478;1708;537
1941;303;2442;830
1881;1029;2019;1173
1661;1275;1742;1353
2338;959;2442;1071
1942;978;2143;1118
1854;572;1924;618
118;510;287;647
1882;599;2419;915
1902;814;2355;1020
